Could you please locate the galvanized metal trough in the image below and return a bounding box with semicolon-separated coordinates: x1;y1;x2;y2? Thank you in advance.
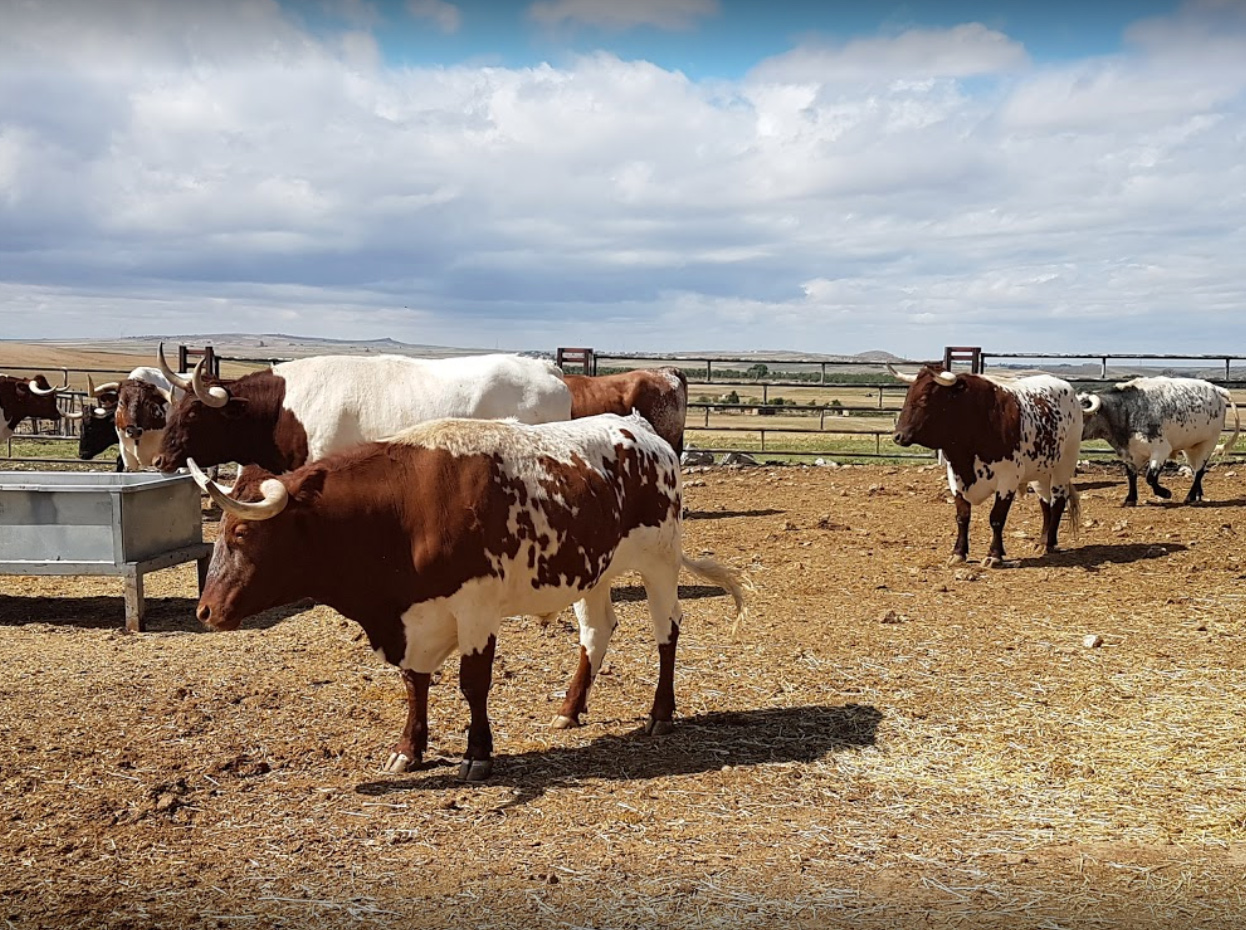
0;472;212;632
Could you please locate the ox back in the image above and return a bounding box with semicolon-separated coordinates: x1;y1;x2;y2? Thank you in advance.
1080;376;1237;504
563;367;689;455
160;353;575;473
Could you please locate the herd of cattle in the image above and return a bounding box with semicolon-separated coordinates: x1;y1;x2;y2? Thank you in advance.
0;352;1240;780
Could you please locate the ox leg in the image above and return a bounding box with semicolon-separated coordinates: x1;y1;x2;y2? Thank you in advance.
643;572;682;735
949;493;971;564
984;491;1014;567
1145;464;1172;500
458;635;496;782
552;589;618;730
113;454;124;473
1046;489;1069;553
1122;465;1139;507
1187;467;1208;503
383;670;430;774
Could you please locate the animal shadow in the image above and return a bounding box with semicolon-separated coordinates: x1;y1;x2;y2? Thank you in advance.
0;594;312;633
1153;497;1246;510
356;703;882;804
1016;542;1188;569
612;584;732;603
684;508;784;521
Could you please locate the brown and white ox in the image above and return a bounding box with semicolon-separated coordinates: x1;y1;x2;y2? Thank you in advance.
155;347;574;474
189;412;747;781
889;366;1083;566
562;367;688;455
71;368;189;470
0;372;66;441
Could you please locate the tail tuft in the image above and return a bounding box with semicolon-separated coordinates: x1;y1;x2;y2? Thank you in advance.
680;554;752;637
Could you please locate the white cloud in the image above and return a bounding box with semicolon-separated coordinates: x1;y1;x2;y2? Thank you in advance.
406;0;461;34
527;0;718;32
1;3;1245;356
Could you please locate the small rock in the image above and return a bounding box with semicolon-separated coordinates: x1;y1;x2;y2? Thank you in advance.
1083;634;1103;648
721;452;759;467
880;610;905;624
681;450;716;466
782;520;798;531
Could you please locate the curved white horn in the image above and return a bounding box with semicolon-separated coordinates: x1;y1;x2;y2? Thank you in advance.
188;458;287;521
933;369;960;386
63;408;84;420
27;375;61;395
1080;393;1102;415
191;357;230;408
158;343;194;392
90;375;121;396
886;364;918;384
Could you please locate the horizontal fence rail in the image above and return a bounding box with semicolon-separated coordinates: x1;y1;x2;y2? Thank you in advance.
4;346;1245;467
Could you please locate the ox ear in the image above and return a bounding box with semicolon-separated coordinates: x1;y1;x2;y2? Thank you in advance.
286;466;327;506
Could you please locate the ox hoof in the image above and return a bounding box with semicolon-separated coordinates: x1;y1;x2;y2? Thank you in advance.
982;556;1005;569
550;714;580;730
382;752;415;774
1153;488;1172;500
946;554;967;566
644;716;675;736
457;758;493;782
1121;499;1137;508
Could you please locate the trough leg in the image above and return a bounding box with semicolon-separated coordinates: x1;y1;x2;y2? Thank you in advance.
984;491;1014;567
124;567;145;633
950;493;971;563
384;670;431;774
458;635;496;782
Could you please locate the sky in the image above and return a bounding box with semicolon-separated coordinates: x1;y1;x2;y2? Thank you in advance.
2;0;1245;358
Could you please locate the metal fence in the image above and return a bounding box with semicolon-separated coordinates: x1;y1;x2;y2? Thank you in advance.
5;345;1246;467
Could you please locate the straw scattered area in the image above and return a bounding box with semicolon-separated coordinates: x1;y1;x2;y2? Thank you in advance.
3;463;1246;928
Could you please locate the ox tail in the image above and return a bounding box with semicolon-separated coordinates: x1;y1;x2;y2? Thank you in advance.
1214;388;1240;459
679;554;752;637
1064;483;1082;544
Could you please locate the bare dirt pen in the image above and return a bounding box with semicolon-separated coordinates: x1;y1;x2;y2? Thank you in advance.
5;464;1246;928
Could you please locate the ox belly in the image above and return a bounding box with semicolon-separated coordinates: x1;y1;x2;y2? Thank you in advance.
1123;419;1219;470
946;456;1031;506
392;525;678;675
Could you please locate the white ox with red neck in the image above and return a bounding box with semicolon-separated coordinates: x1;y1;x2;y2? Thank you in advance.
155;348;575;473
889;365;1083;566
189;413;747;781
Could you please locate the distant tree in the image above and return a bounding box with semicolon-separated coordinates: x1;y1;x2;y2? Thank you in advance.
747;363;769;379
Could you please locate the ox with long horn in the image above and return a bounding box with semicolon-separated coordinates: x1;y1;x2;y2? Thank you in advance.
188;459;283;520
27;369;69;395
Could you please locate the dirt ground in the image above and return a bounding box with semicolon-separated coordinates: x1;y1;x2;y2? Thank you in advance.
3;463;1246;929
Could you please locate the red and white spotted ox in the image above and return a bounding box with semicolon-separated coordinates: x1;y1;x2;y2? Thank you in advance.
189;412;747;781
889;366;1083;566
0;372;66;441
155;347;574;474
75;368;189;470
562;367;689;454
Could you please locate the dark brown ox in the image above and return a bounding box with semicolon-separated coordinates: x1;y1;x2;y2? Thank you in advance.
190;412;747;781
562;367;689;454
890;365;1083;566
0;372;66;440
